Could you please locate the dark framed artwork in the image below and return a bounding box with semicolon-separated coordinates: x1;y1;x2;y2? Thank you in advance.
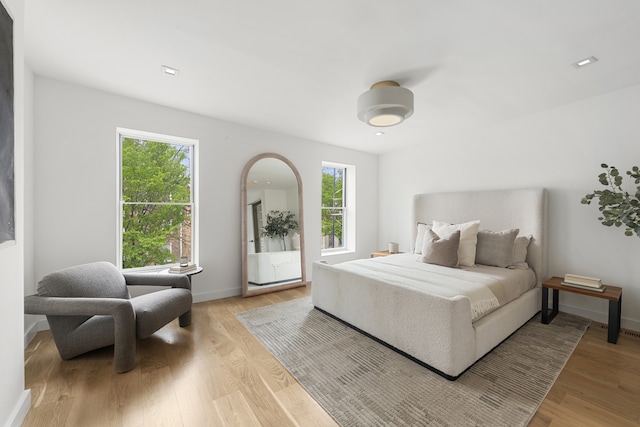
0;1;14;245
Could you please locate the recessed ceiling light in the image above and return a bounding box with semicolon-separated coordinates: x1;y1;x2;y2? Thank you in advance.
375;131;385;136
161;65;179;76
573;56;598;69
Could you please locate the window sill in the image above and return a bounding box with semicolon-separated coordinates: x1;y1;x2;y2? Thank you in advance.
321;249;354;257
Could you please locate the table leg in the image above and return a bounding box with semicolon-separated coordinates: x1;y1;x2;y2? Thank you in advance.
542;287;549;323
541;287;559;324
608;295;622;344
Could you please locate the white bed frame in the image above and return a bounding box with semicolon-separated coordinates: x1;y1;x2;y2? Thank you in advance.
312;188;547;379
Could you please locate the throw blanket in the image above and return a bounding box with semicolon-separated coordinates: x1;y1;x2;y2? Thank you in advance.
331;254;534;321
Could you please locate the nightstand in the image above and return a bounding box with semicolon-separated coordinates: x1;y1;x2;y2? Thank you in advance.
370;250;403;258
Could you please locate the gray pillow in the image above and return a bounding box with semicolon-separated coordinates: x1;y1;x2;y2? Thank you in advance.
420;229;460;268
475;228;519;268
509;235;532;269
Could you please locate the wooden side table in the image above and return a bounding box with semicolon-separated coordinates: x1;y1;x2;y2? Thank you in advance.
541;276;622;344
162;266;204;285
370;250;403;258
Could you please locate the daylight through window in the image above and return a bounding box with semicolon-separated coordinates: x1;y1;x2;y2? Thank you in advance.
117;129;198;270
322;163;347;251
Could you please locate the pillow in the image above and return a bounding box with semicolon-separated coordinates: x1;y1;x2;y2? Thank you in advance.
509;235;532;269
413;222;432;254
290;232;301;250
475;228;519;268
420;229;460;267
432;220;480;266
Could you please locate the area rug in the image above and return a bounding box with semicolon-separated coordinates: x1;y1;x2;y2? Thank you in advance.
237;297;590;427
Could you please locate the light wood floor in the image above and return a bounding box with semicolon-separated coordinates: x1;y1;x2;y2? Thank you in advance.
23;285;640;427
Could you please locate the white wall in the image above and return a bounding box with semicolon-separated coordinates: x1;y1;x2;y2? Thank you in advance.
378;83;640;331
31;76;378;304
0;0;31;425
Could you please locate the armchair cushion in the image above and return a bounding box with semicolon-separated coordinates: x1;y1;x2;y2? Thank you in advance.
131;288;192;338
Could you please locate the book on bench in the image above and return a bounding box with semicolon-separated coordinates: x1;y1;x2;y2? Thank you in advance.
561;281;606;292
563;273;602;288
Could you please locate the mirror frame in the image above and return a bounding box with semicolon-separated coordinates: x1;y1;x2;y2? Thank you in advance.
241;153;306;297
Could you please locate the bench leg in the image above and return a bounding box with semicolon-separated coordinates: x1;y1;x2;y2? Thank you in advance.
542;288;559;324
608;296;622;344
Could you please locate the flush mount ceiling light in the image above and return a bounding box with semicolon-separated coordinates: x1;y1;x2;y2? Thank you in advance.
573;56;598;69
161;65;179;76
357;81;414;127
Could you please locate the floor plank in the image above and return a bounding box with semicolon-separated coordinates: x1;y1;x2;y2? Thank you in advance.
23;285;640;426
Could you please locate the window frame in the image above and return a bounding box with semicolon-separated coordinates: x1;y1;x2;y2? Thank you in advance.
321;161;356;255
116;127;199;271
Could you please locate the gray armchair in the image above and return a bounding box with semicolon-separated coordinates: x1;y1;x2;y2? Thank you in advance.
24;261;193;373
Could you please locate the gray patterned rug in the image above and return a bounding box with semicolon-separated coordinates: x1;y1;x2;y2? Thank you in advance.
237;297;590;427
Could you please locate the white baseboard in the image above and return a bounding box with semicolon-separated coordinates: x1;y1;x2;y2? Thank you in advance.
5;389;31;427
192;287;241;303
559;303;640;332
24;318;49;348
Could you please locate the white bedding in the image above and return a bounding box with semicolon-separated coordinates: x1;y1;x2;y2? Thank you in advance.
325;254;535;321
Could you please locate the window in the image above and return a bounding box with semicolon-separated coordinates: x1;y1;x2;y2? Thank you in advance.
321;161;355;253
117;128;198;270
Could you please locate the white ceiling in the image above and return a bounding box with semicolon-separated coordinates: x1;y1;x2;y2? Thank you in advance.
24;1;640;154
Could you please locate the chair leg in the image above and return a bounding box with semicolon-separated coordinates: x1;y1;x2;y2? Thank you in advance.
179;309;192;327
113;304;136;373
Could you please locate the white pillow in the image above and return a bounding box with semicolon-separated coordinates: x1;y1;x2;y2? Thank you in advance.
432;220;481;266
414;222;431;254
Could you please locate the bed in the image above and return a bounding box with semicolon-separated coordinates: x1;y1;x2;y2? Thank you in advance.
248;250;302;286
311;188;547;380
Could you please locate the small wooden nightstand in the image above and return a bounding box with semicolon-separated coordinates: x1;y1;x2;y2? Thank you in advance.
370;250;403;258
541;276;622;344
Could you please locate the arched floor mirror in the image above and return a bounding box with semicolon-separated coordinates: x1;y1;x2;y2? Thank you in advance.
241;153;306;297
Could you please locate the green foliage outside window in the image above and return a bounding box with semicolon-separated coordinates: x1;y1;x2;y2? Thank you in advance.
321;167;344;248
121;138;192;268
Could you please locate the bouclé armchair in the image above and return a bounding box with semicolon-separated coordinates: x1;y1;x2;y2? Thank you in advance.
24;261;193;373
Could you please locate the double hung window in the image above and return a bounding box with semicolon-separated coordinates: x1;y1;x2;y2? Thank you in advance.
321;161;355;253
117;128;198;270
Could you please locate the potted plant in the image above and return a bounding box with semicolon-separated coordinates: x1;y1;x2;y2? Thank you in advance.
581;163;640;237
262;210;299;250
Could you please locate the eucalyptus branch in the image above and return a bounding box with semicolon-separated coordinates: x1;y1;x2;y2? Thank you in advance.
581;163;640;237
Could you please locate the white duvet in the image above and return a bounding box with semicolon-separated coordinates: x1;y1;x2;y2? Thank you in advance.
330;253;535;321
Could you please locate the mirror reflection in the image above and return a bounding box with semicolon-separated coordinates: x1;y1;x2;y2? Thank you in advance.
242;153;306;296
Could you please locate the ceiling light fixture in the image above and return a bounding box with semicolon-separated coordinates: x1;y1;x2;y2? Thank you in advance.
161;65;179;76
357;80;414;127
573;56;598;68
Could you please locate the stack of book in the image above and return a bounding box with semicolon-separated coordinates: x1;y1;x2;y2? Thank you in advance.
562;274;606;292
169;263;198;274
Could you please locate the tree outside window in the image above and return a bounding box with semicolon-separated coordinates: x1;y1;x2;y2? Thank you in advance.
321;166;345;250
119;134;196;269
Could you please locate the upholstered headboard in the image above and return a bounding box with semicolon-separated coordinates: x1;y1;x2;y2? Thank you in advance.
412;188;547;285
